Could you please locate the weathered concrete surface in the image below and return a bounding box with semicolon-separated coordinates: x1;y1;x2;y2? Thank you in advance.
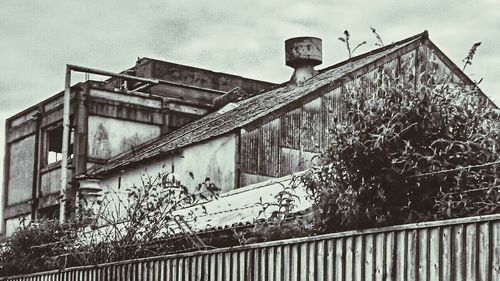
4;214;30;237
7;135;35;205
96;134;237;218
135;58;275;94
40;167;73;196
99;133;236;192
87;116;161;160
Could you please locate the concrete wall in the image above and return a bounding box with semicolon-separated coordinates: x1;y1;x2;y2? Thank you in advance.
97;134;237;218
87;116;161;160
40;168;73;197
5;214;30;237
7;135;36;205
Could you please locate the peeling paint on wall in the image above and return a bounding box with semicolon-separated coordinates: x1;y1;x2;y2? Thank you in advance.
7;135;35;205
91;123;111;159
88;116;161;160
98;134;237;219
120;134;144;152
94;134;237;222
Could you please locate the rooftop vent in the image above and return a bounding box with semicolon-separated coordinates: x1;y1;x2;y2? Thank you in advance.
285;37;322;84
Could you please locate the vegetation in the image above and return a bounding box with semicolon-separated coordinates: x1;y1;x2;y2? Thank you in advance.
0;219;77;275
1;39;498;277
0;172;219;276
240;43;499;241
304;67;499;233
338;30;367;58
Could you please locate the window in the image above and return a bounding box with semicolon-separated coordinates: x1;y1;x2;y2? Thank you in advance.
38;205;59;220
46;125;74;165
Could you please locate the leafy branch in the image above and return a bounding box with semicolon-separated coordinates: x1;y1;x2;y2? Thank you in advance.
338;30;367;58
370;26;384;46
462;42;482;71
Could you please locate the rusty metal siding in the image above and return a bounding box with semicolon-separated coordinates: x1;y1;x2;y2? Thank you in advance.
320;87;342;151
301;99;322;153
240;128;259;175
400;49;417;86
240;52;428;184
241;100;324;179
2;215;499;281
417;44;461;86
258;118;280;177
239;173;274;188
280;107;301;149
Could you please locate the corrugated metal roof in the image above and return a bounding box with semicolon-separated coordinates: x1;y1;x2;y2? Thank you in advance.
84;173;310;241
171;172;311;233
88;32;426;176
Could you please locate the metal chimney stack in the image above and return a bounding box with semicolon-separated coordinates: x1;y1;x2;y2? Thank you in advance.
285;37;322;85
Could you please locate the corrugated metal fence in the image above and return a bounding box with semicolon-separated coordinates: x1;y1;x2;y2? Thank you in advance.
3;214;500;281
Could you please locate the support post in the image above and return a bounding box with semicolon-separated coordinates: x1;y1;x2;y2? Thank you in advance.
59;63;161;223
60;65;71;222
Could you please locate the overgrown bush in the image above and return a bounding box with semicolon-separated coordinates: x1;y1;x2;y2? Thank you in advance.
0;219;78;276
79;172;219;264
0;171;219;276
303;67;499;233
235;178;313;244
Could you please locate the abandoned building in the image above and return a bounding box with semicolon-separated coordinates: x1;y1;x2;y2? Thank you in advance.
2;31;492;236
1;57;274;235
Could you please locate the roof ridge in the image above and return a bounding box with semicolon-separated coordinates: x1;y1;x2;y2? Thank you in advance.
89;31;429;176
319;30;428;73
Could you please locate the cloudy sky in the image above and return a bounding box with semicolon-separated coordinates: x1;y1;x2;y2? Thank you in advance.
0;0;499;188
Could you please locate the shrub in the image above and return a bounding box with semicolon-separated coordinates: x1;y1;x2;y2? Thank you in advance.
0;219;78;276
303;68;499;233
0;171;219;276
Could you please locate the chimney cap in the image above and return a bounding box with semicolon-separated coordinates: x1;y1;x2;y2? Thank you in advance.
285;37;322;68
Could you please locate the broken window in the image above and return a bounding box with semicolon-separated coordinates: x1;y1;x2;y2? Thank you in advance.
46;125;74;165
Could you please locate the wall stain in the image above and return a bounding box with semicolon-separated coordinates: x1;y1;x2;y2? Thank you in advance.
91;123;111;158
120;134;143;152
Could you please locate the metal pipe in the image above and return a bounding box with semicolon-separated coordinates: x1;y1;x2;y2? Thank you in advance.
59;64;162;222
131;83;151;93
60;65;71;221
67;64;160;85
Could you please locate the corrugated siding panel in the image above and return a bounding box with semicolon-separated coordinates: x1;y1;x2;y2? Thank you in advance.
320;88;342;151
259;118;280;177
280;107;301;149
239;172;274;187
239;47;430;184
301;99;321;152
400;49;417;86
493;221;500;280
417;44;461;86
240;128;259;174
278;147;317;177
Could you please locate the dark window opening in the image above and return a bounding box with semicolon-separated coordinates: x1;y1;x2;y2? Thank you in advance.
38;205;59;220
46;125;74;165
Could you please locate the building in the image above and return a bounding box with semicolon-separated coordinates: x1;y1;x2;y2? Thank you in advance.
2;59;274;235
2;31;492;236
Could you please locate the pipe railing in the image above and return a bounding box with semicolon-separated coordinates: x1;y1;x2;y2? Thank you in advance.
60;64;162;221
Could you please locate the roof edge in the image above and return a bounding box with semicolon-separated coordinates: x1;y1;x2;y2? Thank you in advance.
319;30;428;73
138;57;277;87
88;31;430;176
423;38;498;108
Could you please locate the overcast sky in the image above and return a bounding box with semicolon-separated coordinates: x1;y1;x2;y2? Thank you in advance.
1;0;499;190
